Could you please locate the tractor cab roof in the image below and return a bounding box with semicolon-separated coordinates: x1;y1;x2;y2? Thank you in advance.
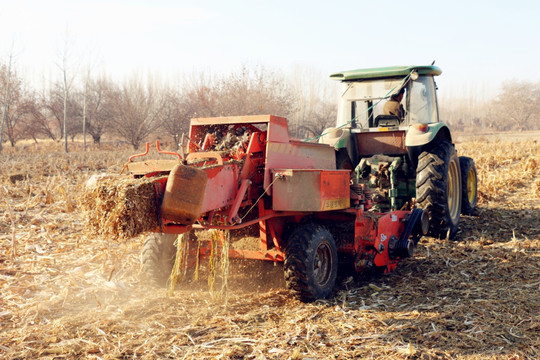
330;65;442;81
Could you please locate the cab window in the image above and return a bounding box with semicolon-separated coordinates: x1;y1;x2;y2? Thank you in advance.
407;75;438;124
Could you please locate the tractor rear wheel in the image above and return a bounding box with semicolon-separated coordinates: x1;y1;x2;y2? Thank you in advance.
284;223;338;302
459;156;478;215
416;141;462;239
141;233;177;286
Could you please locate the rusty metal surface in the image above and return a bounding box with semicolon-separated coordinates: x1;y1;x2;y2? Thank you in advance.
272;169;350;211
264;141;336;192
160;165;208;225
354;131;407;156
190;114;285;126
199;164;240;213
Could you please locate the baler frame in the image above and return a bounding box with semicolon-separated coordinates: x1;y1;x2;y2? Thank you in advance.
130;115;426;301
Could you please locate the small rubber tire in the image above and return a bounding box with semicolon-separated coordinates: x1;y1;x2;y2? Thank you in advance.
416;141;462;239
459;156;478;215
284;223;338;302
141;233;177;286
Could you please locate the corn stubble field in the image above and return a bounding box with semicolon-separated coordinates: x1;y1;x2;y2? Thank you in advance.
0;134;539;360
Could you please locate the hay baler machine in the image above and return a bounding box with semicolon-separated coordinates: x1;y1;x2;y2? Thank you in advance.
127;115;427;302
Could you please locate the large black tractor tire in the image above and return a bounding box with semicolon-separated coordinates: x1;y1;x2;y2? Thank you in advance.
141;233;177;286
284;223;338;302
459;156;478;215
416;141;462;239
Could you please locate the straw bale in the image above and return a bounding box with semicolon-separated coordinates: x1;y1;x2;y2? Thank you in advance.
79;175;160;240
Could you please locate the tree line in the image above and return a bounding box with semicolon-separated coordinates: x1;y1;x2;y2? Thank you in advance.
440;79;540;133
0;64;337;151
1;61;539;152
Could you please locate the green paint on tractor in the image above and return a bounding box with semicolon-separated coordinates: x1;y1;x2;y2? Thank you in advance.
330;65;442;81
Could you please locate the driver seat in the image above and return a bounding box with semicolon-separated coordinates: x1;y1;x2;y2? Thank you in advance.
374;115;400;127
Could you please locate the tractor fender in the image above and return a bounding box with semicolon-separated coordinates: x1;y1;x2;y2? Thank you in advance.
319;126;350;149
319;127;355;170
405;123;452;147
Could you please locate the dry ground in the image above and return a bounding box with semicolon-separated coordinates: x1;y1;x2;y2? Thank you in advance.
0;135;539;359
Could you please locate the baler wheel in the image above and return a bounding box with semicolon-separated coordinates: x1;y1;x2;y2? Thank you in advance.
459;156;478;215
141;233;177;286
284;223;338;302
416;140;462;239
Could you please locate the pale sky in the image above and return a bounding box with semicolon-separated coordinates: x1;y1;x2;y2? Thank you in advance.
1;0;539;98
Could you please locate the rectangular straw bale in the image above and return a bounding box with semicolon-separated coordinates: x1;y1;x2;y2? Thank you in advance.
80;175;161;240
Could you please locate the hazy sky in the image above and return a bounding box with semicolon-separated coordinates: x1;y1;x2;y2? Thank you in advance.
1;0;539;96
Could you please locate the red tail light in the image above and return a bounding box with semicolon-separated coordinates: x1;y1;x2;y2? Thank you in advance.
414;124;429;132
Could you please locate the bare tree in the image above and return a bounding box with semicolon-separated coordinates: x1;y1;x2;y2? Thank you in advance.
44;83;82;140
112;75;165;149
157;74;219;147
159;87;193;149
82;71;88;150
78;76;117;145
438;81;493;132
288;67;337;139
296;101;336;139
488;80;540;131
0;58;26;148
56;27;79;152
181;71;219;119
213;65;294;117
21;91;57;142
0;50;16;151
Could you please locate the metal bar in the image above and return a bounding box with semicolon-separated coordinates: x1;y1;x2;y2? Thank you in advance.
268;220;282;252
227;179;252;224
186;151;224;165
155;140;182;160
190;115;278;126
128;142;150;162
198;247;285;262
186;211;305;231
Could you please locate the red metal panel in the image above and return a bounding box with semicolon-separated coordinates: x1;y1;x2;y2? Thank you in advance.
197;247;285;262
226;249;285;262
319;171;351;210
264;141;336;192
190;114;280;126
372;210;408;272
199;164;239;213
272;169;350;211
238;132;266;183
265;116;290;143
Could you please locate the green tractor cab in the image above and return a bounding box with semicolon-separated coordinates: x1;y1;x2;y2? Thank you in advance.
320;65;478;239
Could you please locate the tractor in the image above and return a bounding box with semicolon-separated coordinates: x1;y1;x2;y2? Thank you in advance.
126;65;476;302
319;65;478;239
